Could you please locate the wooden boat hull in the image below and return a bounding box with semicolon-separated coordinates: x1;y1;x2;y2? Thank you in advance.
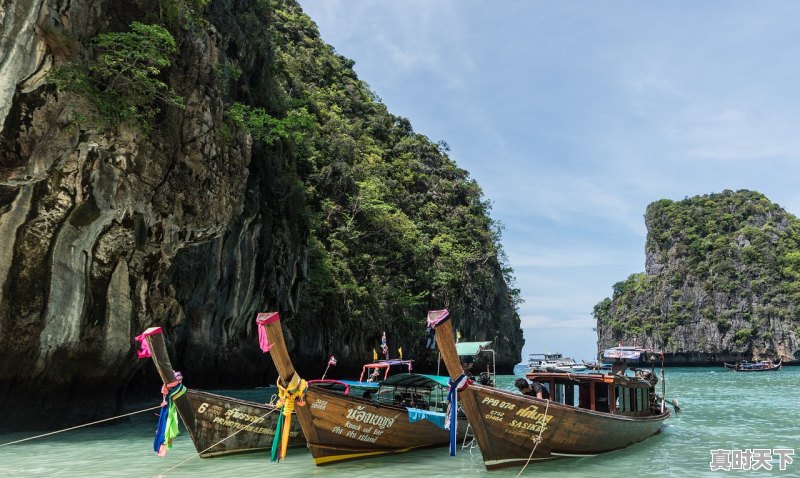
300;386;459;465
180;389;303;457
142;328;304;457
724;361;781;372
261;312;463;465
430;309;669;470
458;384;667;470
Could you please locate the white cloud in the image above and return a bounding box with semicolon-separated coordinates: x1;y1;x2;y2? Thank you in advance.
298;0;800;363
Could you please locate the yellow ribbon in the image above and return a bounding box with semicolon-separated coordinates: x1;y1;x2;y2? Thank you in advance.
274;373;307;460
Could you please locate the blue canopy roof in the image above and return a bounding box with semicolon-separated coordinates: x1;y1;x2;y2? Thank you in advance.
455;341;492;356
338;380;380;390
379;373;451;389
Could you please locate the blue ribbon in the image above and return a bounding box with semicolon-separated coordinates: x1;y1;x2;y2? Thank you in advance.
153;402;169;453
447;373;467;456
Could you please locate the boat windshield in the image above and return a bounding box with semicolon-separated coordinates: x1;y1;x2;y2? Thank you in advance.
375;373;449;411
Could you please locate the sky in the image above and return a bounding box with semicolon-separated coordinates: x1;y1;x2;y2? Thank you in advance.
297;1;800;364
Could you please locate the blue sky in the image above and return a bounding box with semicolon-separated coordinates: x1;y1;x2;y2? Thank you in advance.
297;1;800;363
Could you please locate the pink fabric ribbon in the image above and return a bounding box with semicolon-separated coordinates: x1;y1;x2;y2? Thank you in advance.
426;309;449;328
135;327;163;359
256;312;280;353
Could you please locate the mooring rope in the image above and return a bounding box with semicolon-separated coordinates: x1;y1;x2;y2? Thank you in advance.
516;399;550;478
0;405;162;448
153;405;280;477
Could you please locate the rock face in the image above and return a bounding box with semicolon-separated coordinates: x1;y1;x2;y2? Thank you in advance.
0;0;522;430
595;190;800;365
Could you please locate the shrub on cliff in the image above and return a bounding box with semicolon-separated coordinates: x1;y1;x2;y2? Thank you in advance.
49;22;184;130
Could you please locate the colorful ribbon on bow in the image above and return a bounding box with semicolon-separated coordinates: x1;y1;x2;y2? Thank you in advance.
134;327;162;359
154;374;185;456
446;373;470;456
271;373;307;462
255;312;278;353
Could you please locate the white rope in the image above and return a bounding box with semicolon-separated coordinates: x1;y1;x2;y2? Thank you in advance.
516;399;550;478
0;405;162;448
154;405;280;477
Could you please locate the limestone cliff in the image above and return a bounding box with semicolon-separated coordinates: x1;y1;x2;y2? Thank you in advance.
595;190;800;365
0;0;522;430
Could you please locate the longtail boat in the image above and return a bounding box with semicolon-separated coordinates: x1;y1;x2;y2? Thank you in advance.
261;312;465;465
430;309;670;470
136;326;304;457
724;360;782;372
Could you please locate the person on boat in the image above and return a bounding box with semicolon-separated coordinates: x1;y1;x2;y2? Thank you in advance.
367;368;382;382
611;358;626;375
461;355;475;378
514;378;550;399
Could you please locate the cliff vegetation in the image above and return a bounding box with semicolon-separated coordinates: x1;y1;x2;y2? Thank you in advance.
0;0;522;430
594;190;800;363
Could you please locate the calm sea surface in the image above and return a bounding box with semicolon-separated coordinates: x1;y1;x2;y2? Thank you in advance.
1;367;798;477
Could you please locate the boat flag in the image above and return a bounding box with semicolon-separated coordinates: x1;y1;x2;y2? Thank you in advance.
381;331;389;359
373;348;378;362
425;324;436;350
398;347;403;359
322;355;337;380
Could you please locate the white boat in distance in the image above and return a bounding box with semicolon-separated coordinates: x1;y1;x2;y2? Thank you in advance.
527;352;586;372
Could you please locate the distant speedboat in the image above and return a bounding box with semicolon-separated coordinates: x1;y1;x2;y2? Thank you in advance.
528;352;586;372
581;360;611;371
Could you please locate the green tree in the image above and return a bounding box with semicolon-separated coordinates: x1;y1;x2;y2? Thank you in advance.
50;22;183;129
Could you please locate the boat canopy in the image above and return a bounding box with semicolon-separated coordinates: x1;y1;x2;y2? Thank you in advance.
603;346;659;361
337;380;381;390
379;373;450;389
456;341;492;356
358;359;414;381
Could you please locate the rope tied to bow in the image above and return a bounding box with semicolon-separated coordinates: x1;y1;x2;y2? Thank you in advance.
271;373;307;462
516;398;550;478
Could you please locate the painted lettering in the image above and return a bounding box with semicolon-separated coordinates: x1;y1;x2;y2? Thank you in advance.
345;405;397;429
515;405;554;425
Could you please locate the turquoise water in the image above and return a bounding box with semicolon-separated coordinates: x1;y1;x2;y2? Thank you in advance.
1;368;797;477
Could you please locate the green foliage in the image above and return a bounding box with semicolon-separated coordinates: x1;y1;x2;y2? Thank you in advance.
49;22;183;130
595;190;800;351
215;0;521;345
734;328;753;345
156;0;209;25
228;102;315;145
